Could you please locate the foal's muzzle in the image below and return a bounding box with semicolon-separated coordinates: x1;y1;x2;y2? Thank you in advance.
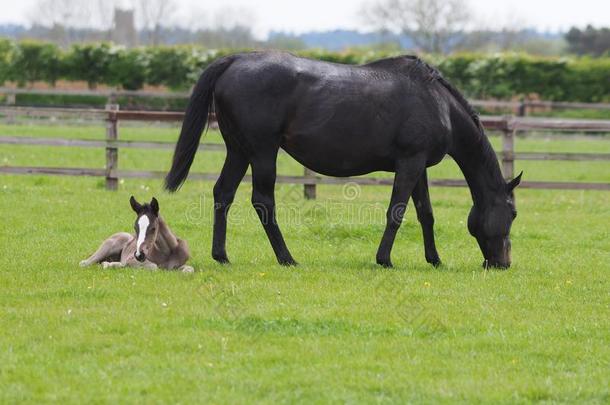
135;252;146;262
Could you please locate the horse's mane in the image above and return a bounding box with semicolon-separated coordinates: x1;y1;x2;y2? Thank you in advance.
396;56;505;184
405;56;484;134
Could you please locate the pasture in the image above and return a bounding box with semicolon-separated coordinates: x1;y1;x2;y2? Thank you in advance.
1;122;609;403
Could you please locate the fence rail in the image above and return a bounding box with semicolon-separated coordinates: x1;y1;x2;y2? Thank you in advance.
2;86;609;114
1;105;609;195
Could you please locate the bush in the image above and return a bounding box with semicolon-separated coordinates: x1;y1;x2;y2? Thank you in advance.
108;48;148;90
146;46;194;90
0;40;608;102
10;41;63;87
64;43;117;89
0;38;14;85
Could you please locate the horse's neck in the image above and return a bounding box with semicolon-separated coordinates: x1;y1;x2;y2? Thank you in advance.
153;217;178;255
450;126;506;206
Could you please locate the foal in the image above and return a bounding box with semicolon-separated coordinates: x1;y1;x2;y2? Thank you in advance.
80;197;194;273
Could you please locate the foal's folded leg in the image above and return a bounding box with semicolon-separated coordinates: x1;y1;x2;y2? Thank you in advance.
80;232;132;267
102;261;126;269
125;260;158;270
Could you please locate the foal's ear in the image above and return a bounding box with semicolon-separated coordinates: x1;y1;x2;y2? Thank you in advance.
506;171;523;193
130;196;143;213
150;197;159;216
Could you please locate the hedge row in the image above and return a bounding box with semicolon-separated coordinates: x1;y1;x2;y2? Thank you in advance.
1;39;609;102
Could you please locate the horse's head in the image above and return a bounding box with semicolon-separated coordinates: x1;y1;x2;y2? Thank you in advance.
129;196;160;262
467;173;522;269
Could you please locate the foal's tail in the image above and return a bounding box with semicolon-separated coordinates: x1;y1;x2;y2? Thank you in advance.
164;56;235;192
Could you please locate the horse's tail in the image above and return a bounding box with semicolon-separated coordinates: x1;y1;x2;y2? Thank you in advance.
164;55;236;192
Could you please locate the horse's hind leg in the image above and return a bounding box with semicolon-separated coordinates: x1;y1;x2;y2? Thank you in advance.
80;232;131;267
376;155;426;267
250;153;297;266
412;170;441;267
212;147;249;263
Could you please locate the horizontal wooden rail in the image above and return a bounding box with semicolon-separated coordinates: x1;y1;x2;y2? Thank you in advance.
0;136;226;151
3;106;610;133
2;136;609;163
0;87;190;99
2;87;608;111
2;166;609;191
0;166;107;177
472;99;610;111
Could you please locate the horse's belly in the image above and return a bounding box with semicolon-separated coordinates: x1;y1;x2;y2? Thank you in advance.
281;135;394;176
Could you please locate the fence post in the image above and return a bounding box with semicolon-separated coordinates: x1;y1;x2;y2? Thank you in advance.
105;104;119;191
5;91;16;124
517;100;527;117
107;91;117;107
501;115;515;181
304;167;316;200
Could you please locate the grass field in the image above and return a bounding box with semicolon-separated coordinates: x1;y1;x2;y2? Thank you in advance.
1;122;609;403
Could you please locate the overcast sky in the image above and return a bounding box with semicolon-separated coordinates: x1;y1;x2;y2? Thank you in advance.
1;0;608;38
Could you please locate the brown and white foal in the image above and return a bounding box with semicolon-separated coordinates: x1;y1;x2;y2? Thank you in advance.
80;196;193;273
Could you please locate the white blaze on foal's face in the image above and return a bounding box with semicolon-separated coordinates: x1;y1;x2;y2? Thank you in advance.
136;215;150;256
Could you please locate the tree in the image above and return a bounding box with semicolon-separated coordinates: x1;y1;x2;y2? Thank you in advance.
64;43;115;89
134;0;177;46
28;0;116;44
0;39;15;85
361;0;472;53
10;41;63;87
565;25;610;56
28;0;88;44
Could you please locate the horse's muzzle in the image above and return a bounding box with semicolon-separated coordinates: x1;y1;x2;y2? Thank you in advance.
483;259;511;270
135;252;146;262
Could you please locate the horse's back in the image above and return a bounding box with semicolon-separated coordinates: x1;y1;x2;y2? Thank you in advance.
214;52;453;174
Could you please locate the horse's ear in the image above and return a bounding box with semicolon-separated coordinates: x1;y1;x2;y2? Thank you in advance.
150;197;159;216
130;196;142;213
506;171;523;193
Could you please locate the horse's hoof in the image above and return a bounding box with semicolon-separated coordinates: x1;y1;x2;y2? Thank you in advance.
279;258;298;266
212;254;230;264
181;265;195;274
376;258;393;268
428;257;442;268
79;260;90;268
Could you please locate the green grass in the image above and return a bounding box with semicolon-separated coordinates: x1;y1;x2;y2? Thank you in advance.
0;123;609;403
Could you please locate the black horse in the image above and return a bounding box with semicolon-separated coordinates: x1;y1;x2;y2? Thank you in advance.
165;51;522;268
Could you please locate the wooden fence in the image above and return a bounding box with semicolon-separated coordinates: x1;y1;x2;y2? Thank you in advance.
2;86;609;115
1;105;609;197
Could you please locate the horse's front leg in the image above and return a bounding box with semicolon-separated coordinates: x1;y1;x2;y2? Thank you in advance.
251;153;297;266
376;155;426;267
412;170;441;267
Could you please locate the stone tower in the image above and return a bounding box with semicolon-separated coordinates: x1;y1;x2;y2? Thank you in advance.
111;8;137;47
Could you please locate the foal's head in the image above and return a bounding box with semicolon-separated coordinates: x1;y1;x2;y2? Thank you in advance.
467;173;522;269
130;196;160;262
